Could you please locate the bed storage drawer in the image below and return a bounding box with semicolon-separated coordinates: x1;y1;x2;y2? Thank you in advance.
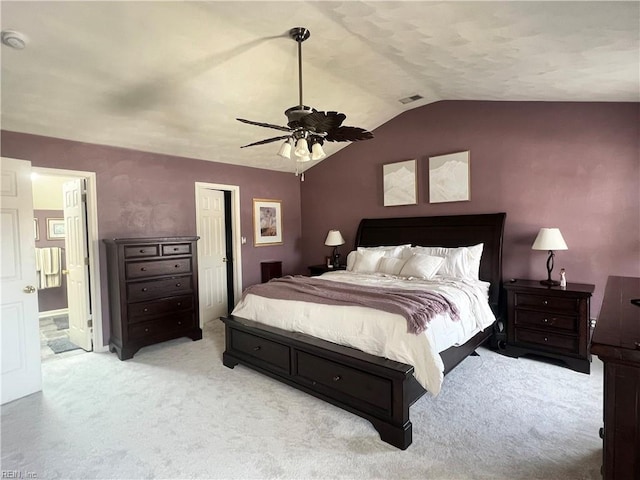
295;351;392;413
230;330;290;374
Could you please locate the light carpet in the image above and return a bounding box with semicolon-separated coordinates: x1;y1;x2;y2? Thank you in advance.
1;319;603;480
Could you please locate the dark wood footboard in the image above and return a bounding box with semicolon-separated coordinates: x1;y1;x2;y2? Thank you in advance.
221;314;426;450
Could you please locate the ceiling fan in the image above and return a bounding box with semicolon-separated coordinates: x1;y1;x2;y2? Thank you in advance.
237;27;374;170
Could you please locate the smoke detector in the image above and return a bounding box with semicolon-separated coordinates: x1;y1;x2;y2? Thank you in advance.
1;30;28;49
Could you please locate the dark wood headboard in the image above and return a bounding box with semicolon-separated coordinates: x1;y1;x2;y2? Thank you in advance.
354;213;506;312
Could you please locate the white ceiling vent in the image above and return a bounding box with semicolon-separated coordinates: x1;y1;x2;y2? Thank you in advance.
399;94;423;105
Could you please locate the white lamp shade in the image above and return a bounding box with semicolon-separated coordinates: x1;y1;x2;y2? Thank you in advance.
311;142;326;160
324;230;345;246
294;138;310;157
531;228;568;251
277;140;292;159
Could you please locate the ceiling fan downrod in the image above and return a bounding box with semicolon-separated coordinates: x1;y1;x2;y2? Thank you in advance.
289;27;310;110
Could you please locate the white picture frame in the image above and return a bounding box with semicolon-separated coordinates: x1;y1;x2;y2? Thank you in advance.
253;199;283;246
428;151;470;203
46;218;65;240
383;159;417;207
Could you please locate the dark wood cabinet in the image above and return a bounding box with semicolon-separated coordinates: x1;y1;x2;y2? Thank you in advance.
504;279;594;373
591;276;640;480
261;260;282;283
308;264;347;276
104;236;202;360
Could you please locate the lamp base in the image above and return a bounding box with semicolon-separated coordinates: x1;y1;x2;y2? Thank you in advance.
540;279;560;286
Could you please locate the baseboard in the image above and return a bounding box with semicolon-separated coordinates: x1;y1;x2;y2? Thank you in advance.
39;308;69;319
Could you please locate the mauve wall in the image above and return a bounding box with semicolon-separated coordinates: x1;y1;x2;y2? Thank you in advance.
300;101;640;315
2;131;303;345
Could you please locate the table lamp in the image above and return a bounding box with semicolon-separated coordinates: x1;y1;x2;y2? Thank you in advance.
532;227;568;286
324;230;345;268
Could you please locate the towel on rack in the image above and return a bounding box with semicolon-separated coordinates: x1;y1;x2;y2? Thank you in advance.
35;247;63;289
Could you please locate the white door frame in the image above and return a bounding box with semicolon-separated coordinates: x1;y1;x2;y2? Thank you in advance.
195;182;243;325
34;167;105;352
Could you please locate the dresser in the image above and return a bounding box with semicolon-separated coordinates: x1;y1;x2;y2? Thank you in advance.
504;279;595;373
591;276;640;480
104;236;202;360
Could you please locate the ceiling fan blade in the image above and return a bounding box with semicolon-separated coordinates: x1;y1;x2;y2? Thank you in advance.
240;135;291;148
325;126;374;142
299;110;346;133
237;118;292;133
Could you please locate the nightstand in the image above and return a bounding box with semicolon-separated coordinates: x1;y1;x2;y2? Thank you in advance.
308;264;346;276
261;261;282;283
503;279;595;373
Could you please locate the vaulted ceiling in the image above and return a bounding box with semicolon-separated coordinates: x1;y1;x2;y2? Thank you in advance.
1;1;638;173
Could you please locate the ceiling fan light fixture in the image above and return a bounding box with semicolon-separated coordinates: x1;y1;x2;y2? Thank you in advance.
294;138;310;158
311;141;326;161
277;139;292;159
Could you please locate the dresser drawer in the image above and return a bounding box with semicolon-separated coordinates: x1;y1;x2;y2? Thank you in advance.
128;313;195;340
230;330;290;373
124;244;159;258
126;258;192;279
514;328;578;355
295;351;392;412
514;293;578;314
127;276;193;302
162;243;192;256
514;309;578;333
128;295;194;322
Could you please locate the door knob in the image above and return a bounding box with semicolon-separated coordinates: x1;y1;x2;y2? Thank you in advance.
23;285;36;293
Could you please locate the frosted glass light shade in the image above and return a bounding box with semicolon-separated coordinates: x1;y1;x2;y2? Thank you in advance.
531;228;568;251
277;140;292;159
294;138;310;157
311;142;326;160
325;230;345;246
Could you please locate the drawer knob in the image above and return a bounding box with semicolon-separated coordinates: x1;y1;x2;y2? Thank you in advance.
178;321;182;326
173;247;179;251
142;288;148;292
332;375;341;382
176;283;182;287
144;328;149;332
253;346;261;351
174;264;179;268
143;308;148;312
177;302;182;307
544;337;548;342
543;318;548;323
635;342;640;350
543;300;548;305
139;249;145;253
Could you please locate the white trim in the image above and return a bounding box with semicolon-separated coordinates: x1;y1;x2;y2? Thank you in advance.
33;167;106;352
39;308;69;319
195;182;243;326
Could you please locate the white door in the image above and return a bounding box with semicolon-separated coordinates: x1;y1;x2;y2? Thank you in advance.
196;187;228;323
63;179;92;351
1;157;42;405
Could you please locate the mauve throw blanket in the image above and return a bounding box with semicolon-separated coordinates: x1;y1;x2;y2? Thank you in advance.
242;275;460;335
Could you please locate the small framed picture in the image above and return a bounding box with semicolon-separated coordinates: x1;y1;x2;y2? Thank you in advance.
428;151;471;203
34;218;39;241
253;199;283;246
46;218;65;240
383;159;417;206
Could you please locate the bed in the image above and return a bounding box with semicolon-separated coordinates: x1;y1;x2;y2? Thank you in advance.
221;213;506;449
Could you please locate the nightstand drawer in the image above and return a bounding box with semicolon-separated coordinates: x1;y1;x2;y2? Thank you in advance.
514;328;578;354
514;310;578;333
515;293;578;314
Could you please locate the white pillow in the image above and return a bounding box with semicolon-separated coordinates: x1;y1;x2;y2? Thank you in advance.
399;254;445;280
357;244;411;259
377;257;407;276
346;250;357;271
410;243;484;280
352;250;385;273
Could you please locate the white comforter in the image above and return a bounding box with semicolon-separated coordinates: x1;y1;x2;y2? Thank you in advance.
231;271;496;395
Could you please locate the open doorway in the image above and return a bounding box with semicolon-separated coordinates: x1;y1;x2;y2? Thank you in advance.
32;167;104;361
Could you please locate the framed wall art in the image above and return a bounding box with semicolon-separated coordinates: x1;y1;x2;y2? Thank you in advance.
34;218;39;241
46;218;65;240
253;199;283;246
428;151;470;203
383;159;417;207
